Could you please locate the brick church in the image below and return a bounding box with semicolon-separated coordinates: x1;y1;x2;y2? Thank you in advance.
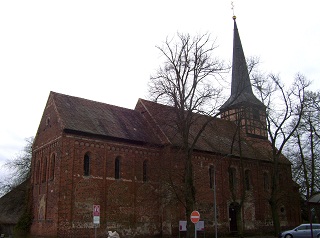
29;18;301;237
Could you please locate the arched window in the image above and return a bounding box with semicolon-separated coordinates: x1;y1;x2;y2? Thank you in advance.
49;154;55;180
42;157;47;183
244;170;251;190
228;167;236;190
143;160;148;182
115;157;120;179
84;153;90;176
36;160;40;184
209;165;215;189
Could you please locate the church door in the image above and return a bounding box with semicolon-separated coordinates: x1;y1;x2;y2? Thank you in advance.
229;203;238;232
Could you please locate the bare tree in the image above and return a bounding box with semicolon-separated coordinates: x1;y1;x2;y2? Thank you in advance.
286;90;320;221
0;137;33;196
253;73;310;236
149;32;228;237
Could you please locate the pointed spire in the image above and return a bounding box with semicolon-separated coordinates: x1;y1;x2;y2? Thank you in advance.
231;16;253;96
220;17;264;110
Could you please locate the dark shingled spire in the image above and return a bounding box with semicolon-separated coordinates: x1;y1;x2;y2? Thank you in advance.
220;17;264;110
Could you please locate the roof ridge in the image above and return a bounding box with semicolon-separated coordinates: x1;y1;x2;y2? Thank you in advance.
51;91;136;111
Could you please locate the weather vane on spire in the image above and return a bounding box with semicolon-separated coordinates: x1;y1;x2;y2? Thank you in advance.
231;1;236;20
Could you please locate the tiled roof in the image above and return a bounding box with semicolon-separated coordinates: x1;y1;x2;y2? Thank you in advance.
49;92;289;163
51;92;161;145
137;99;289;163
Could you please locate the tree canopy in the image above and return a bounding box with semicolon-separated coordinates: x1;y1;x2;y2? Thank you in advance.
0;137;33;197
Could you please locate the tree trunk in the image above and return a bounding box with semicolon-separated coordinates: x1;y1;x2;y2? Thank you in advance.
269;196;280;237
236;205;244;237
185;151;196;238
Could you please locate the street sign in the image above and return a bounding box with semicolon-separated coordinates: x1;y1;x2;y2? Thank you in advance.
190;210;200;224
93;205;100;216
196;221;204;231
179;220;187;231
179;220;205;231
93;205;100;225
93;216;100;224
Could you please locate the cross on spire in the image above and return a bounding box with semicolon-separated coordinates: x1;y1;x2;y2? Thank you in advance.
231;1;236;18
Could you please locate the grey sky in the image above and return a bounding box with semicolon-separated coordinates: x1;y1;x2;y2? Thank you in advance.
1;0;319;179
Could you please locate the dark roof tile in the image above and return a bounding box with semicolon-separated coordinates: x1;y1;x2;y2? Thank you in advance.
51;92;161;145
137;99;289;163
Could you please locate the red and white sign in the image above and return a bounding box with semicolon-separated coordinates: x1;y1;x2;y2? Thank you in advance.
93;205;100;225
190;210;200;224
93;205;100;216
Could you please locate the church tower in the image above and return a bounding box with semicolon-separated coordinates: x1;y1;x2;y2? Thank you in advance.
220;16;267;139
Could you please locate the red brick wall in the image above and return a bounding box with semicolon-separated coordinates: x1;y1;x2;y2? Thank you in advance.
29;99;300;237
30;134;300;237
31;132;165;237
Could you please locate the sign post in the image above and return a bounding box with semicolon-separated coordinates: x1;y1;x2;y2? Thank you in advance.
93;205;100;238
190;210;200;238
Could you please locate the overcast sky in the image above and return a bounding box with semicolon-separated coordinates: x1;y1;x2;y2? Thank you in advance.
1;0;319;178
